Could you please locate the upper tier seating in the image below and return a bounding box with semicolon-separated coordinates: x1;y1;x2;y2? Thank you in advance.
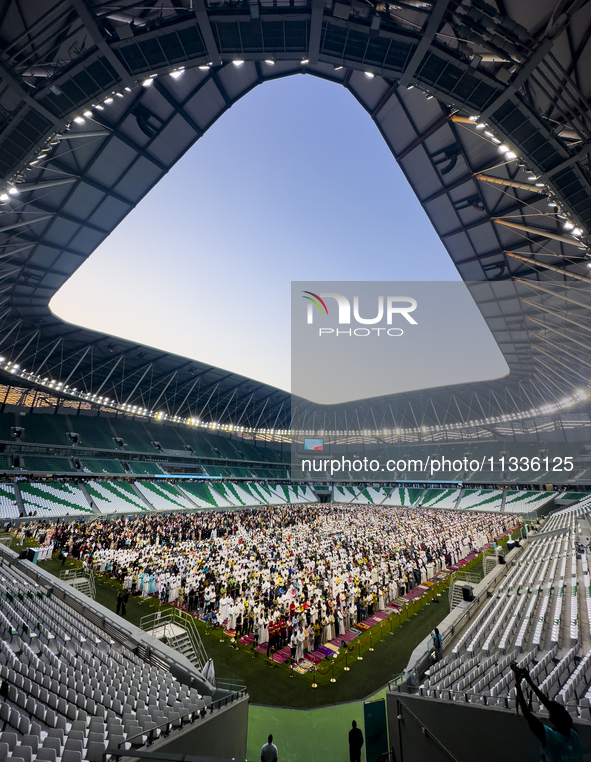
22;458;76;474
17;416;70;447
80;460;126;475
109;421;154;453
141;424;186;452
127;462;164;476
67;416;117;451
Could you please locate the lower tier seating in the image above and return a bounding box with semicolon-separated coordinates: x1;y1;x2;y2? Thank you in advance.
0;560;213;762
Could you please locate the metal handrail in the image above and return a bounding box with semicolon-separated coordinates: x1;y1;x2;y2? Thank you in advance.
116;687;248;749
59;566;96;598
140;607;208;669
104;750;246;762
391;681;591;721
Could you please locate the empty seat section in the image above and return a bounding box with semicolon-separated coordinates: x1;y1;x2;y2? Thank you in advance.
109;420;153;453
22;457;76;473
19;415;69;446
67;415;117;450
0;484;19;518
86;481;148;513
141;424;186;451
81;459;126;475
134;482;195;511
127;462;165;475
19;483;93;517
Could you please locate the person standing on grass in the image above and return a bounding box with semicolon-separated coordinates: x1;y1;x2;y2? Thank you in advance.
349;720;364;762
261;734;278;762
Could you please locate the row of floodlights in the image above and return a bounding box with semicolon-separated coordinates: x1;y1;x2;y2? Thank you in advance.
1;357;589;436
465;115;586;242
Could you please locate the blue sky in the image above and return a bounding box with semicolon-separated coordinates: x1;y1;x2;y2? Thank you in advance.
50;74;461;392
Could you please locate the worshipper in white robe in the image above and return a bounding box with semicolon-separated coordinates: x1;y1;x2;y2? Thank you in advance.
296;628;305;661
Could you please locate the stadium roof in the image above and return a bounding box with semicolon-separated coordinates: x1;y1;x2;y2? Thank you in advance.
1;0;591;433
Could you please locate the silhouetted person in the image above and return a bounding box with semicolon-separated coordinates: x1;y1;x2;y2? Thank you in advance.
121;590;129;617
116;591;123;616
349;720;364;762
261;733;278;762
511;664;583;762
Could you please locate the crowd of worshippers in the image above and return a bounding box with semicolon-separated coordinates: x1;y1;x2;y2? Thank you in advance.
12;505;516;657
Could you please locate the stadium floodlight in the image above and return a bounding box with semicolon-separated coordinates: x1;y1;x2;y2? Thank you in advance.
264;60;275;65
498;145;510;153
83;111;92;118
0;194;9;202
301;58;309;64
8;187;18;195
73;116;85;124
506;151;517;159
573;228;583;236
142;78;154;87
232;60;244;67
564;222;575;230
365;72;375;78
170;68;185;79
199;64;211;70
104;97;114;104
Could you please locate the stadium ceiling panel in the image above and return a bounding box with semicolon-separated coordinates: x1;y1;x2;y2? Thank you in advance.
0;0;591;431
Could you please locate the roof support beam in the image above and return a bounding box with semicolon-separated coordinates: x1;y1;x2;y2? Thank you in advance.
308;0;324;65
520;297;591;334
399;0;450;87
69;0;135;87
397;113;449;161
513;277;591;311
0;62;61;126
492;217;584;248
0;216;52;233
191;0;221;66
526;314;591;352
